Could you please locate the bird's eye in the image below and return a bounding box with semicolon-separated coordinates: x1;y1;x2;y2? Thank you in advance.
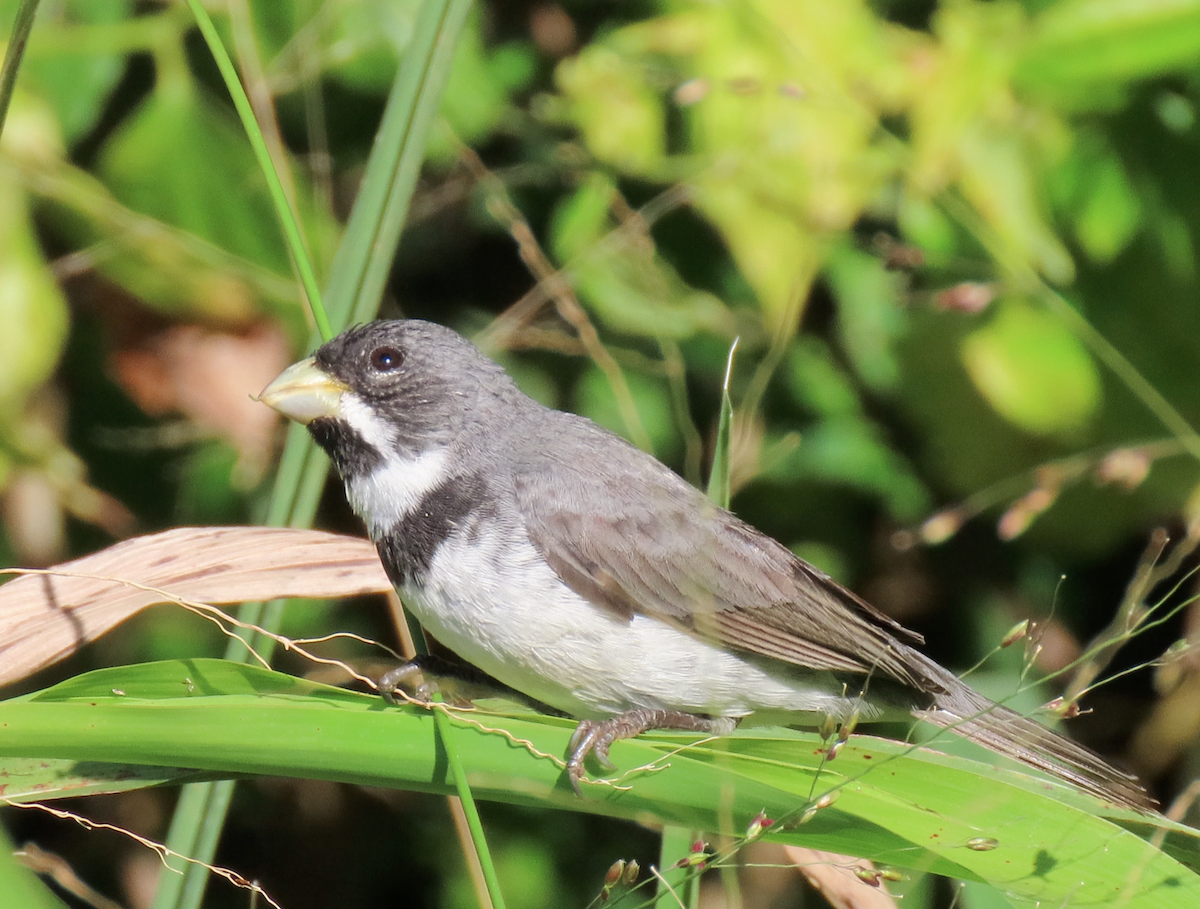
369;346;404;372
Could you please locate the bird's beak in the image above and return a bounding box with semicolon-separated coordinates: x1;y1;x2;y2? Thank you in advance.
257;357;350;425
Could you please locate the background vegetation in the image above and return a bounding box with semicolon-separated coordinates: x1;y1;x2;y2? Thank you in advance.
2;0;1200;906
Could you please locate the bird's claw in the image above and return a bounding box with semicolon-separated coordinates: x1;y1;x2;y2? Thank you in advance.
566;709;725;795
378;661;438;706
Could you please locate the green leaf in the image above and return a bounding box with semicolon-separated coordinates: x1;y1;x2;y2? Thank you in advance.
574;365;681;461
98;85;295;276
3;659;1199;909
0;172;68;418
960;299;1102;436
825;245;907;392
15;0;131;141
548;173;735;339
555;44;664;174
1017;0;1200;99
1071;146;1142;263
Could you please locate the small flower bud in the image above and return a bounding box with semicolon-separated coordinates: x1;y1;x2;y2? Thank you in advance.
1000;619;1030;649
853;868;883;887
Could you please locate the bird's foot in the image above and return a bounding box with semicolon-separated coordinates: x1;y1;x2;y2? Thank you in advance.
566;709;737;795
378;656;568;714
378;657;440;705
377;654;500;706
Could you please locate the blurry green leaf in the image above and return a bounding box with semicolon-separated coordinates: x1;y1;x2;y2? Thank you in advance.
781;336;930;518
31;159;305;325
825;244;907;391
549;173;734;339
488;841;558;909
960;299;1102;436
898;194;960;261
98;85;294;274
492;355;558;409
426;24;533;162
17;0;132;142
552;1;911;325
555;45;664;174
907;1;1024;196
788;541;849;583
1017;0;1200;98
957;133;1075;285
318;0;419;91
549;171;612;262
785;336;862;418
0;173;68;418
574;365;681;462
696;181;821;330
1154;90;1197;132
1074;155;1141;264
768;417;931;520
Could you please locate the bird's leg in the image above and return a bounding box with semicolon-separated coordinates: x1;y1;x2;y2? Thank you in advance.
377;654;497;705
566;709;739;795
378;656;569;715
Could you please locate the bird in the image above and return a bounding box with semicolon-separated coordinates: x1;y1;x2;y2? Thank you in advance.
258;319;1152;809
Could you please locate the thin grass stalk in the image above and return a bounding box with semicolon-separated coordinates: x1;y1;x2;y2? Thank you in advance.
156;2;487;908
182;0;330;341
655;340;741;907
0;0;40;141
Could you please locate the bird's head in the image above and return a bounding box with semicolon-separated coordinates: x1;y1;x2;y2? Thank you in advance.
259;320;517;479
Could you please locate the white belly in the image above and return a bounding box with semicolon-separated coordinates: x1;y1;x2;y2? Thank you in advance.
402;530;867;723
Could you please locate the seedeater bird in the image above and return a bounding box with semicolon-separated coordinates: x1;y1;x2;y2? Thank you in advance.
259;319;1151;809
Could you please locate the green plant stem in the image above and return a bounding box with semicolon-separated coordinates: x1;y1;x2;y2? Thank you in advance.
656;825;700;908
0;0;40;142
183;0;331;341
156;3;489;908
654;340;739;907
320;0;473;328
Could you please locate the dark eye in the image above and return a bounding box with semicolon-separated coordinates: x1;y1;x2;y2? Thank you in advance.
369;346;404;372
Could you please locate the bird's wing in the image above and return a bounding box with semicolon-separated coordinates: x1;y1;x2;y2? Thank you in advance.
511;430;932;691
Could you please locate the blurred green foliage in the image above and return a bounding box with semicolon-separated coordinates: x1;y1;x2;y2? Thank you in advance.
3;0;1200;906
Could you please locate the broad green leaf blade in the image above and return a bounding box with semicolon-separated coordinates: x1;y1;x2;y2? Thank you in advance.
3;660;1198;909
0;757;216;803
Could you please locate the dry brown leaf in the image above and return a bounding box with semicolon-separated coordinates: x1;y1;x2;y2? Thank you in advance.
0;526;391;688
783;846;899;909
108;319;292;475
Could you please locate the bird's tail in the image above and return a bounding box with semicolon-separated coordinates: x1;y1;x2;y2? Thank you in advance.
913;660;1153;811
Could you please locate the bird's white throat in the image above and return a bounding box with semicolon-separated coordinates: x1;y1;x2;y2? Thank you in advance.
346;446;451;538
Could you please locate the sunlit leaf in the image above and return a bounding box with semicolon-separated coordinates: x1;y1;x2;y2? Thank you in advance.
960;299;1102;436
2;659;1198;908
0;171;68;418
1018;0;1200;100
